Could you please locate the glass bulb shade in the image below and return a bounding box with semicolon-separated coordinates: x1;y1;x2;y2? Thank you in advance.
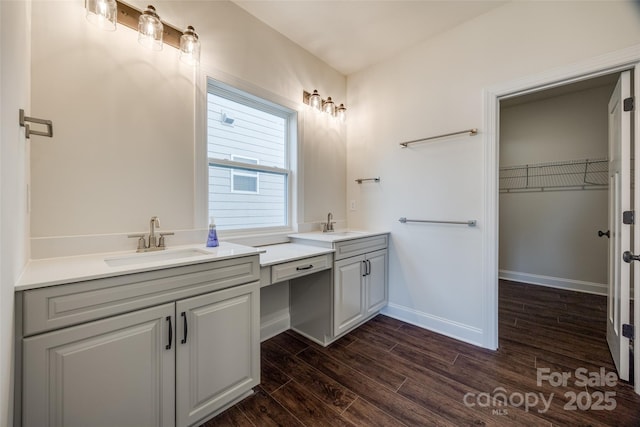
179;26;201;65
138;5;163;51
86;0;117;31
323;97;336;115
337;104;347;122
309;90;322;111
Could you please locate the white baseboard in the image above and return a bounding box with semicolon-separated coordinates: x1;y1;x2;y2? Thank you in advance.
260;310;290;342
381;303;484;348
499;270;607;296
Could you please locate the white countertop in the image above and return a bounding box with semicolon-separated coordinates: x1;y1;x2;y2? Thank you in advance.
288;230;389;243
257;243;334;267
17;231;387;291
16;242;263;291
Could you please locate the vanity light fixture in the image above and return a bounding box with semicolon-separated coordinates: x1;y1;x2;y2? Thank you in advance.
137;5;163;51
85;0;118;31
179;26;201;65
84;1;202;65
302;90;347;121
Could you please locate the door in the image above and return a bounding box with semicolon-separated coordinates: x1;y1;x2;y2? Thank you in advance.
607;70;632;382
334;255;366;336
175;282;259;427
365;250;388;315
22;303;175;427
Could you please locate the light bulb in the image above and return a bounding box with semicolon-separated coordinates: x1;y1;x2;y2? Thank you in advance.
309;90;322;111
138;5;163;51
337;104;347;122
180;26;201;65
323;97;335;115
86;0;117;31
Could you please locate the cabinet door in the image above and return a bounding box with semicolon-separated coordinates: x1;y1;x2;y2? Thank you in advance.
333;255;366;336
176;281;260;427
23;303;175;427
366;249;388;315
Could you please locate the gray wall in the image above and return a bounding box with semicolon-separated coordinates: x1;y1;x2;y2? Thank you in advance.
499;83;614;293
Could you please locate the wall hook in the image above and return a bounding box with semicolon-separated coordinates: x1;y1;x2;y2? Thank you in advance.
19;109;53;139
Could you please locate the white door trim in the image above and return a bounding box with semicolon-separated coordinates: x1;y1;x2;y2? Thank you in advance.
482;44;640;375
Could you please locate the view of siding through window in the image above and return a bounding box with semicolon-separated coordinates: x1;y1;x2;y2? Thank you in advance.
208;93;288;230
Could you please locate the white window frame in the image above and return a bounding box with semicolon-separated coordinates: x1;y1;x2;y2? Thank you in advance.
200;77;298;236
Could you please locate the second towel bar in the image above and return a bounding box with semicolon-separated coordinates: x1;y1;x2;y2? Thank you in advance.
399;217;477;227
399;128;477;148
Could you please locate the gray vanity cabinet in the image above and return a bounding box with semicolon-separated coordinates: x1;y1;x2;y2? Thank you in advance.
23;303;176;427
365;249;388;315
18;255;260;427
176;283;259;427
334;248;388;336
289;233;388;345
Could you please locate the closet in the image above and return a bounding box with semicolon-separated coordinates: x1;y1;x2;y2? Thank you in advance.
498;74;619;294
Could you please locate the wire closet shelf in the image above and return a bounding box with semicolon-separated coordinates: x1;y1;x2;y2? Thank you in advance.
500;158;608;192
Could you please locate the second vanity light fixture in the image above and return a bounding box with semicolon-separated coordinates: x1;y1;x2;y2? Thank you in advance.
303;90;347;122
85;0;201;64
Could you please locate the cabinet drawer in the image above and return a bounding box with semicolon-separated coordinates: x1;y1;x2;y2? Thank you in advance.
334;234;388;260
271;254;332;283
22;255;260;337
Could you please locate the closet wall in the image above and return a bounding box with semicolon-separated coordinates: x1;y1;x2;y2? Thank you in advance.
499;81;615;294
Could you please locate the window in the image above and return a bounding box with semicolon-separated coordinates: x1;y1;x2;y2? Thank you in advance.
207;79;295;232
230;155;259;194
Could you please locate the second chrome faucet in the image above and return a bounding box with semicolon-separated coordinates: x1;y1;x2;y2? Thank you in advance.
128;216;174;252
322;212;335;232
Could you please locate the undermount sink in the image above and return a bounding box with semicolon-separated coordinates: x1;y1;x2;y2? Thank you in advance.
104;248;211;267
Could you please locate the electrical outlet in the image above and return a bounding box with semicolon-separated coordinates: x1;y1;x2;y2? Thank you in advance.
350;200;357;211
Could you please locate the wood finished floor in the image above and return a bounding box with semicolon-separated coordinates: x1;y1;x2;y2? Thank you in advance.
202;280;640;426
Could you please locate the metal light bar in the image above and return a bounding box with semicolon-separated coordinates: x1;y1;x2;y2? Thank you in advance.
399;128;478;148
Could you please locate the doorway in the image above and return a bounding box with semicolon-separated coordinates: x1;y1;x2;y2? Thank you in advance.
497;74;627;391
482;48;640;394
498;74;616;295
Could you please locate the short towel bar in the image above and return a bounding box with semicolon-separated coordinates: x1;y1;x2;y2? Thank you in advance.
355;177;380;184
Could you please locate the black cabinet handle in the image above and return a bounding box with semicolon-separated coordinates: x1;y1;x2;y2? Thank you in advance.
166;316;172;350
362;260;367;277
296;264;314;271
181;312;188;344
366;260;371;276
598;230;610;238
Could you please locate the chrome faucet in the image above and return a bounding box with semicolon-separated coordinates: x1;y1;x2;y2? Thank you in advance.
128;216;174;252
149;216;160;249
322;212;335;232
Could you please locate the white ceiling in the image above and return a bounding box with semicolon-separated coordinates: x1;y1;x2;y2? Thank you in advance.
232;0;508;75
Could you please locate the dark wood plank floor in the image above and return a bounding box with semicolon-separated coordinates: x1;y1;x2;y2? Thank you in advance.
202;280;640;426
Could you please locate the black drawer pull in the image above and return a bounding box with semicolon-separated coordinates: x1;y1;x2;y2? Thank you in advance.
181;312;188;344
166;316;172;350
296;264;314;271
